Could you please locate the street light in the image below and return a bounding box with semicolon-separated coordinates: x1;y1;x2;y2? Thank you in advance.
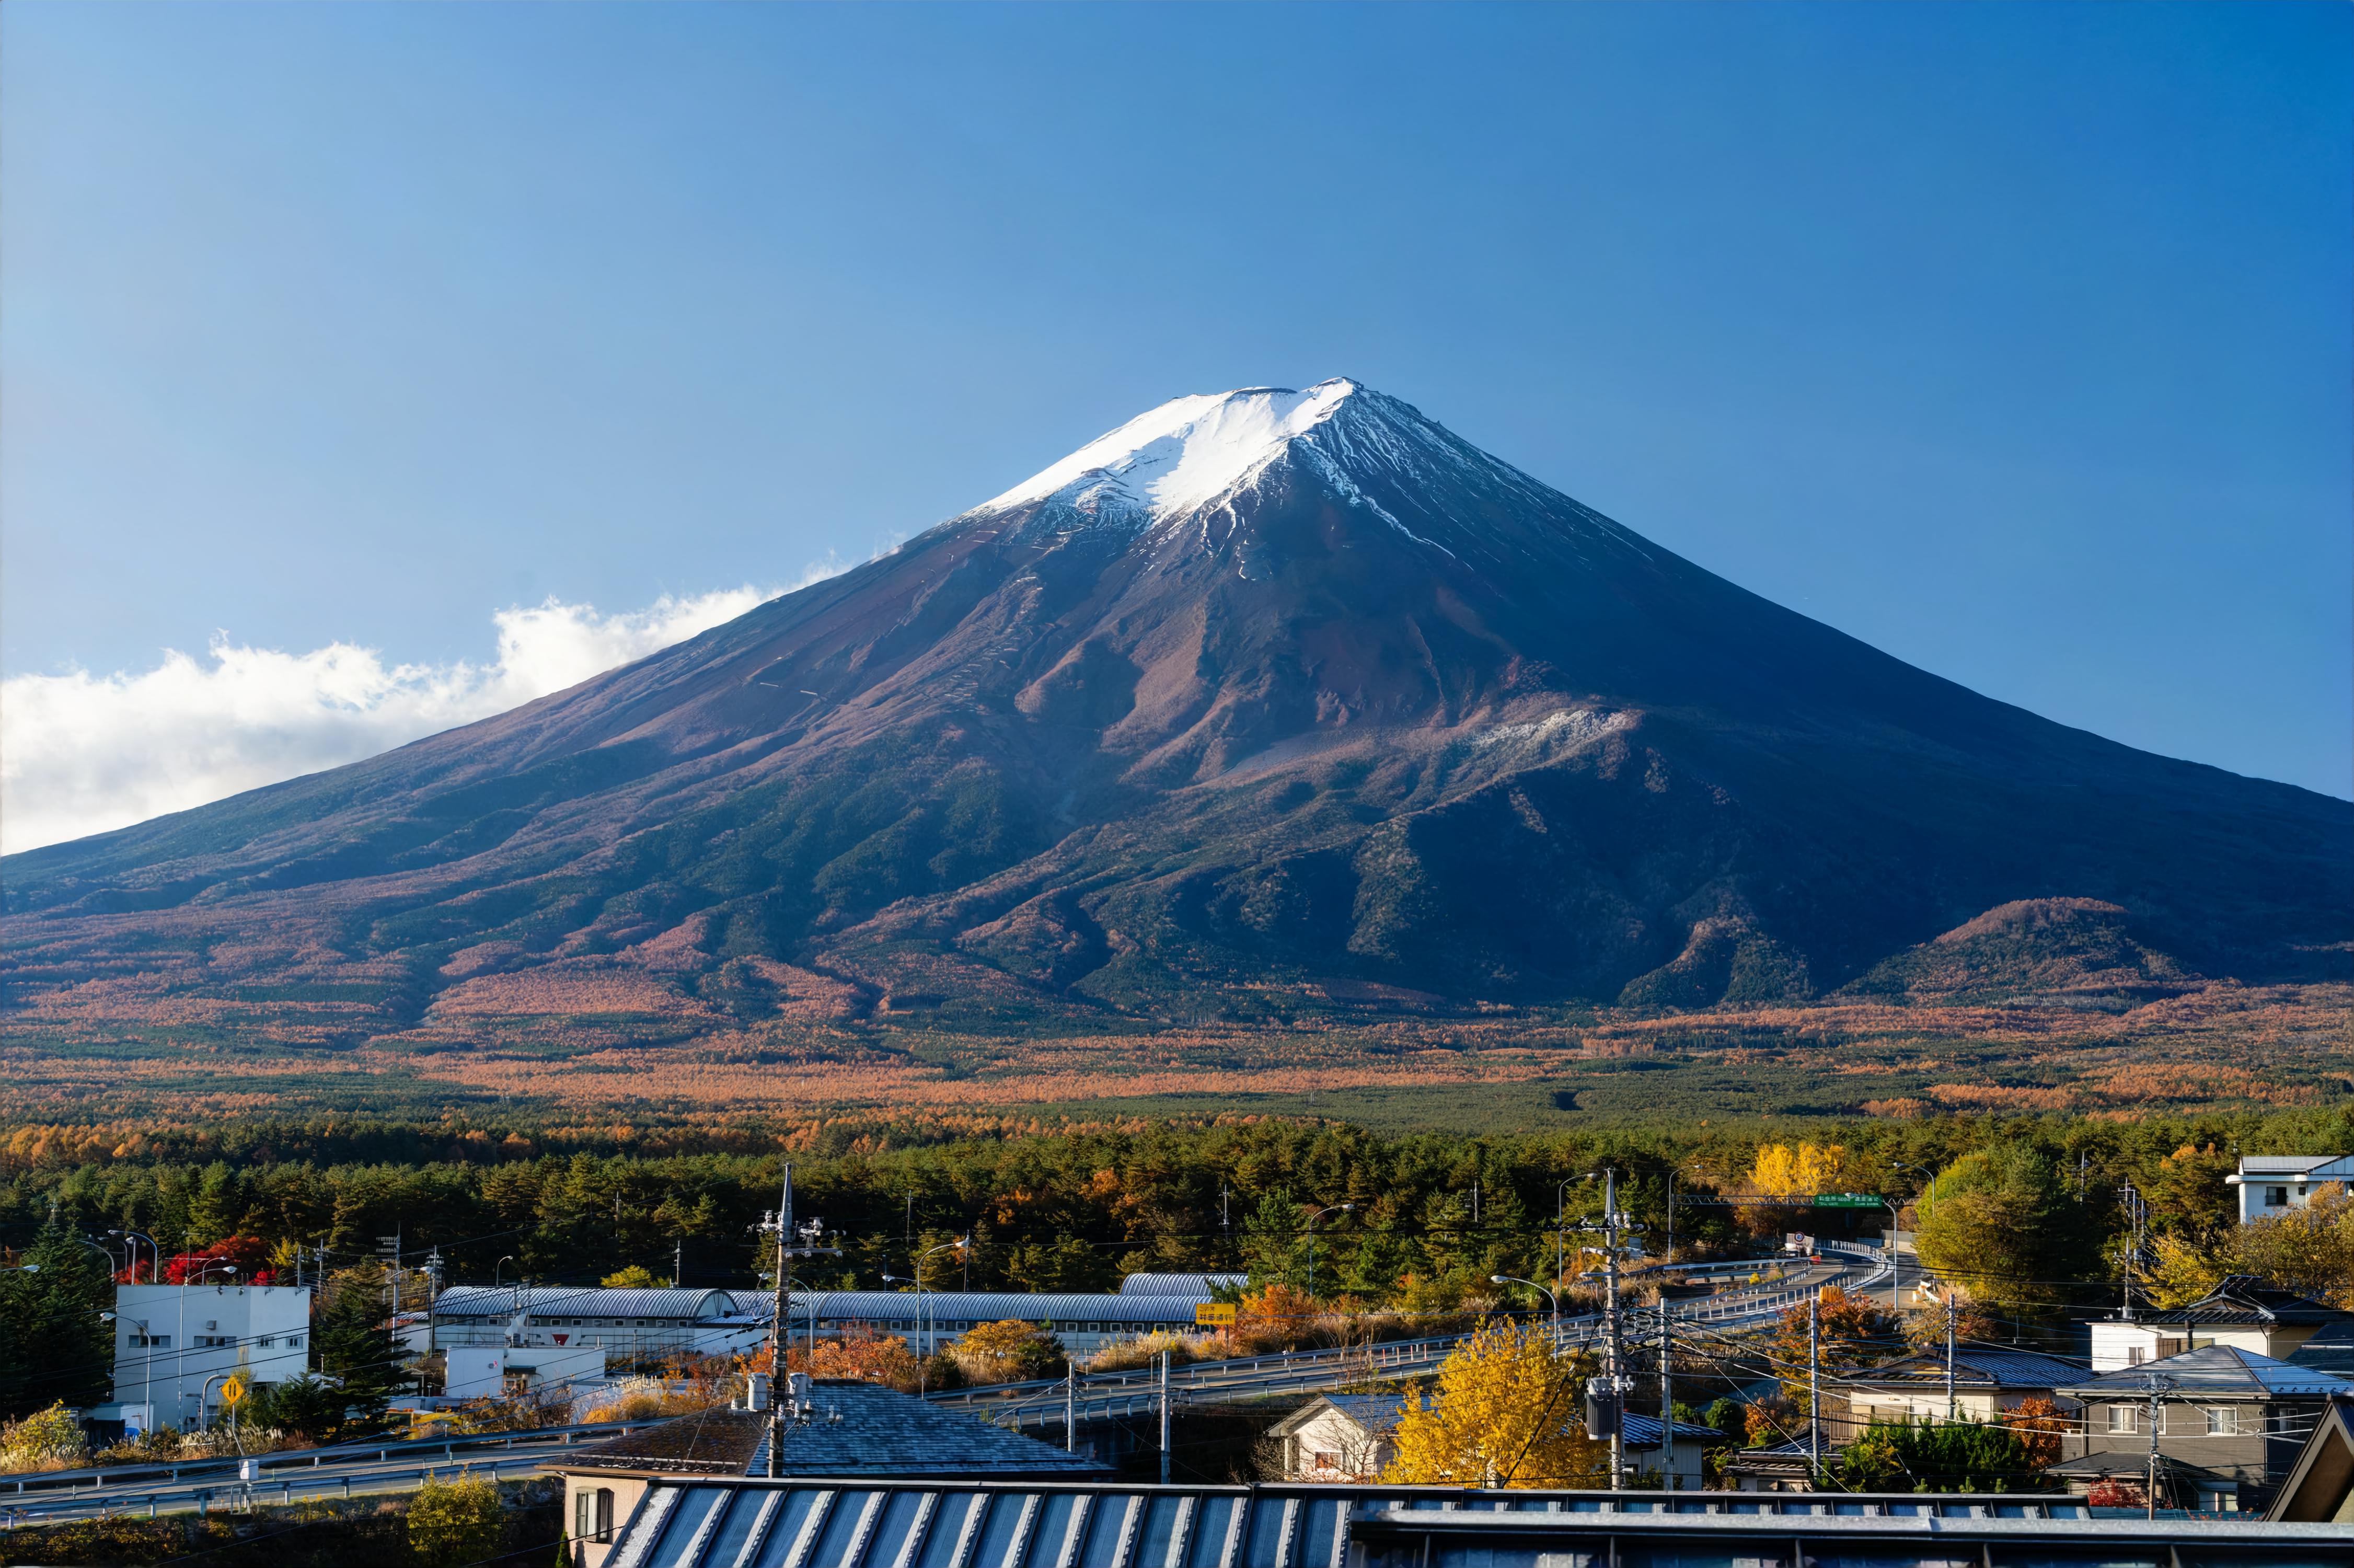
1490;1274;1560;1336
1303;1205;1354;1298
110;1230;159;1285
885;1237;970;1394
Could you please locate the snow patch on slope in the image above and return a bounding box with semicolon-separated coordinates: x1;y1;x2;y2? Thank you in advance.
984;379;1360;520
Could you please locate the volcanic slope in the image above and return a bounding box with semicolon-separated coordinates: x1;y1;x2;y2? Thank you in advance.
6;380;2348;1041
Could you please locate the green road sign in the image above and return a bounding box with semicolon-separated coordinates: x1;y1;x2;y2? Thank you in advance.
1811;1193;1881;1208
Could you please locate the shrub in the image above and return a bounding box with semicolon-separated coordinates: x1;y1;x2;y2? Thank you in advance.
950;1321;1066;1383
0;1401;88;1472
408;1472;505;1567
789;1330;924;1392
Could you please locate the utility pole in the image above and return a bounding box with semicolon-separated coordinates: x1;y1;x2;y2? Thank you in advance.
1602;1171;1623;1491
1158;1351;1172;1484
762;1165;840;1479
1945;1297;1958;1421
1065;1363;1077;1454
2118;1180;2148;1322
1658;1292;1675;1489
1807;1294;1821;1479
673;1240;682;1288
2142;1372;2175;1519
1220;1183;1230;1255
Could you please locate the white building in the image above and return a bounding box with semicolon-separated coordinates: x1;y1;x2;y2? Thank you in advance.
99;1283;313;1433
2226;1156;2354;1224
431;1286;745;1382
2090;1276;2351;1371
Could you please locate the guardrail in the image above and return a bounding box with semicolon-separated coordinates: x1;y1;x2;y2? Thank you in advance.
2;1418;664;1499
939;1248;1891;1432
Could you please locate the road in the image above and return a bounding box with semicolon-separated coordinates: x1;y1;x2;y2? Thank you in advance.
930;1242;1897;1436
0;1420;664;1531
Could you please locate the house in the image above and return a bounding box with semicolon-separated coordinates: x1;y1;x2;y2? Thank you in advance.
2051;1345;2354;1513
1267;1394;1718;1488
90;1282;313;1435
2266;1394;2354;1521
546;1374;1109;1568
2090;1275;2352;1370
2226;1156;2354;1224
1837;1347;2085;1435
1269;1394;1407;1481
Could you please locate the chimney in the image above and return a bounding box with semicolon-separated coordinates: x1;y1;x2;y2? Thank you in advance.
744;1373;770;1412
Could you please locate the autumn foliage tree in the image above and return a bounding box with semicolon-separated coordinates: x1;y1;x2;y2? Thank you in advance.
1382;1319;1606;1489
1766;1285;1897;1406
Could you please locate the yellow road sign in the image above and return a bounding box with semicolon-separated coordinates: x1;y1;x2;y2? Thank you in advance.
1194;1302;1237;1327
220;1375;246;1406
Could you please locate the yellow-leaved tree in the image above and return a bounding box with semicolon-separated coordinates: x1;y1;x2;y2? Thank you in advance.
1382;1320;1607;1489
1751;1143;1846;1199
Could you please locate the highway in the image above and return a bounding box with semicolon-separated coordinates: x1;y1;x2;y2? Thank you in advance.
930;1242;1898;1436
0;1420;664;1531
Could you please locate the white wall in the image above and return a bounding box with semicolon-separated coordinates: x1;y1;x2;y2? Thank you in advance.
111;1284;312;1428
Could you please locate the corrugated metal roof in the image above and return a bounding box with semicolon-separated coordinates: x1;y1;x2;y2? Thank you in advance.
434;1286;740;1322
749;1292;1214;1328
1117;1273;1246;1297
2061;1344;2354;1398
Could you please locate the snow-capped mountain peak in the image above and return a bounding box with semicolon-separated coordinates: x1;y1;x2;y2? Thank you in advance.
983;378;1366;520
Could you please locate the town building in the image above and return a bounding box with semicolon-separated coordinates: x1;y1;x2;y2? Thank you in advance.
1266;1393;1714;1488
547;1375;1109;1568
94;1282;312;1435
770;1288;1221;1357
1117;1273;1248;1297
431;1286;768;1373
1837;1347;2084;1434
2090;1274;2352;1371
2050;1344;2354;1513
2226;1155;2354;1224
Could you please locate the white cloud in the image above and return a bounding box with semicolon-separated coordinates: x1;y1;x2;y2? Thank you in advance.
1;580;821;855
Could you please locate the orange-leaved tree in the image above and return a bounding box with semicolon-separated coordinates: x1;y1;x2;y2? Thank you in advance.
1766;1285;1896;1406
1382;1319;1606;1489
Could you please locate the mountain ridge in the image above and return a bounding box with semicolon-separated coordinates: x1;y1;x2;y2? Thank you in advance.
5;381;2347;1053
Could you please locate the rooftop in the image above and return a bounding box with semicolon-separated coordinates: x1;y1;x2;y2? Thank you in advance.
582;1477;2345;1568
1848;1348;2087;1391
2059;1344;2354;1400
2146;1274;2352;1327
557;1381;1111;1479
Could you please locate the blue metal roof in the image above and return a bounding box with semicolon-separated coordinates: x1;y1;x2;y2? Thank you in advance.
579;1476;2348;1568
741;1292;1214;1329
1117;1274;1246;1297
435;1286;741;1322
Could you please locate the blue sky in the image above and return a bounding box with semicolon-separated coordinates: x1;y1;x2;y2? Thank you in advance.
4;2;2348;845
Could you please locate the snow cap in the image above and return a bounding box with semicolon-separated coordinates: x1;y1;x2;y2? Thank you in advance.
983;378;1363;519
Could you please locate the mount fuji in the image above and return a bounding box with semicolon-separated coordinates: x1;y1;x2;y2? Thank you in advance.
6;380;2347;1041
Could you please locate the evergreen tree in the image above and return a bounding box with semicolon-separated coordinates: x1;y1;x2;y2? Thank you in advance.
312;1264;411;1433
0;1218;115;1420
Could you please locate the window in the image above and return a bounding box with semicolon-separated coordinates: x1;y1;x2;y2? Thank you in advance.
127;1333;170;1348
2107;1405;2138;1434
1310;1451;1340;1471
255;1337;275;1348
2126;1347;2148;1366
2157;1338;2188;1357
2204;1408;2240;1435
289;1335;303;1349
2267;1186;2290;1207
574;1486;615;1543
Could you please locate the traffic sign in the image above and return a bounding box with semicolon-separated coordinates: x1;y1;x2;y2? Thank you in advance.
220;1375;247;1406
1811;1194;1880;1209
1194;1302;1238;1327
